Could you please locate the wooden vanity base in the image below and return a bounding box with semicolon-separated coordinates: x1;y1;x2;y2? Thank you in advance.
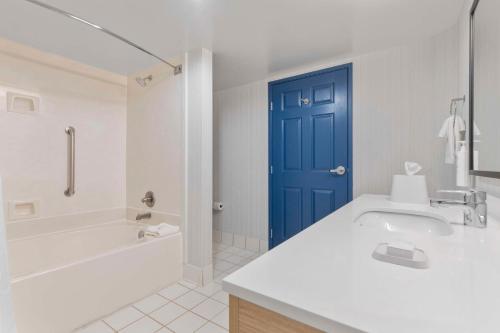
229;295;323;333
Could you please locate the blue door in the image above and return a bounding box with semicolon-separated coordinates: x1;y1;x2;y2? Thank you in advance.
269;64;352;248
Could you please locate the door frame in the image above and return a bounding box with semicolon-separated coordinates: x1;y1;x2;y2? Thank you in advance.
268;63;353;249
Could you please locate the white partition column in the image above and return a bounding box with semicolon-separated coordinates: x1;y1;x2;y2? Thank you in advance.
183;49;214;285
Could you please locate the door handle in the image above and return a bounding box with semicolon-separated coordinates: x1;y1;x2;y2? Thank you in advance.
329;166;346;176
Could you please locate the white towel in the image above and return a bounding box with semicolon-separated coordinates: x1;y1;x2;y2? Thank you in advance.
438;115;465;164
145;223;179;237
456;143;468;187
473;122;481;136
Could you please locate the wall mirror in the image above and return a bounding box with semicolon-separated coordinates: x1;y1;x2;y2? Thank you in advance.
469;0;500;179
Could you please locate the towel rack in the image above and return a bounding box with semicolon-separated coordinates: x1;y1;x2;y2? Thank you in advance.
449;95;466;116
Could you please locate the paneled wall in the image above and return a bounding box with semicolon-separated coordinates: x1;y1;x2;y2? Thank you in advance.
213;25;461;242
213;81;268;240
350;27;459;197
0;39;127;220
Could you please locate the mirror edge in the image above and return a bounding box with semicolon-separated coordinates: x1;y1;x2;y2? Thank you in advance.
468;0;500;179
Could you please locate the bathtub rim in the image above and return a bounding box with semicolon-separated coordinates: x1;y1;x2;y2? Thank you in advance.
8;219;154;242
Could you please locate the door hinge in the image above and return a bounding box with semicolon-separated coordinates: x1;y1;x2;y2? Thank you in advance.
270;101;273;111
270;165;273;174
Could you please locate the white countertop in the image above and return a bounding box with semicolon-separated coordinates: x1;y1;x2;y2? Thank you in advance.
223;194;500;333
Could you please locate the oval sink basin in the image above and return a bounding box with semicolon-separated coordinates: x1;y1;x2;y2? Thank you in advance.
355;211;453;236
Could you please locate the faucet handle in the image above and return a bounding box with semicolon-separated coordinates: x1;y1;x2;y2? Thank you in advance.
435;190;472;201
141;191;155;208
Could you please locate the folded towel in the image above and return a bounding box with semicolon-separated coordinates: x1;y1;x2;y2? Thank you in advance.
145;223;180;237
438;115;465;164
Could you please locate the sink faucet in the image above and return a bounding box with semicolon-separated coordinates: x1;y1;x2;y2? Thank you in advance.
430;190;487;228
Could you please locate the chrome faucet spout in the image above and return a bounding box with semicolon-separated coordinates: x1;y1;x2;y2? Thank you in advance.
136;212;152;221
430;190;487;228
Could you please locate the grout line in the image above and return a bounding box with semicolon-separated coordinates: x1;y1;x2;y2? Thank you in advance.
106;282;188;332
132;297;172;316
156;293;172;302
101;320;117;333
112;314;146;332
208;321;229;331
145;312;178;331
148;302;188;328
194;320;228;332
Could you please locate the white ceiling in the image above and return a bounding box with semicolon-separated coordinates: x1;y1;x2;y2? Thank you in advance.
0;0;465;90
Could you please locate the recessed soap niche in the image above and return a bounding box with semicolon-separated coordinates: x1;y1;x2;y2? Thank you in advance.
8;200;40;221
6;91;40;115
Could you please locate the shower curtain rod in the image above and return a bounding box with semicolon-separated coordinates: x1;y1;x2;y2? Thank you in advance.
24;0;182;75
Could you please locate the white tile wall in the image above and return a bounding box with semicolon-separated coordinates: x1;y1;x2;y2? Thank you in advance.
220;232;233;245
0;45;127;219
213;231;268;253
126;65;183;217
244;237;260;252
232;234;246;249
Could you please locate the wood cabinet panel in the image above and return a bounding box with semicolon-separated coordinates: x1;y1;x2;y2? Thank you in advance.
229;295;323;333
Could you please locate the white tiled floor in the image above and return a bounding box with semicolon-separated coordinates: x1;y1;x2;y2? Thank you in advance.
75;243;260;333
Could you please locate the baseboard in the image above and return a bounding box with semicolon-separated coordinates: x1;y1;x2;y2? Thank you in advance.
183;263;214;287
212;230;268;253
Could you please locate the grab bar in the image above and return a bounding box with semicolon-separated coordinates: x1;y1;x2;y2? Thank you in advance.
64;126;75;197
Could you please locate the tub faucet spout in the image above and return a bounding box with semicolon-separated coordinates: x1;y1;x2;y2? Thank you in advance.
136;212;152;221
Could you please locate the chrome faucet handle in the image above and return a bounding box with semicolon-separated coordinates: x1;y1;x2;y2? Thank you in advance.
141;191;155;208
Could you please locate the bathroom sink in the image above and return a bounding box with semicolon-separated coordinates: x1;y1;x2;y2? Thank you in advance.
355;211;453;236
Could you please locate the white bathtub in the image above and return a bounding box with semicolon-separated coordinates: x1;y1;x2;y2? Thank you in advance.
8;220;182;333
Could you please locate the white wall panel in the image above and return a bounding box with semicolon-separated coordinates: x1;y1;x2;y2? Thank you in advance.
126;65;183;218
184;49;213;284
0;41;127;220
213;81;268;240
